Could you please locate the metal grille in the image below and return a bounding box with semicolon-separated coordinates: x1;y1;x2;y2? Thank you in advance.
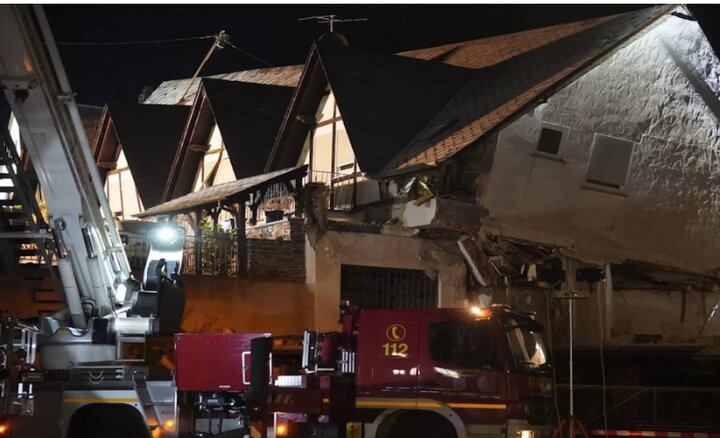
340;265;438;309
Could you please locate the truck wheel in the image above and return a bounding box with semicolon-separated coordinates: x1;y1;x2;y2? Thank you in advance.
66;404;150;438
386;411;456;438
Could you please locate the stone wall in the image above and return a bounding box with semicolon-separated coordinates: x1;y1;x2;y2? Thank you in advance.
246;217;305;280
481;13;720;273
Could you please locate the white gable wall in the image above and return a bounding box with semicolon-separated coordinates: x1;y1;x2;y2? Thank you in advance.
483;13;720;274
104;149;143;221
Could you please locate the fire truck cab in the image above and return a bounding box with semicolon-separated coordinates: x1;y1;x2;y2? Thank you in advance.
252;305;553;438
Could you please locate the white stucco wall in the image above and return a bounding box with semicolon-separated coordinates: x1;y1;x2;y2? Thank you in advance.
482;13;720;274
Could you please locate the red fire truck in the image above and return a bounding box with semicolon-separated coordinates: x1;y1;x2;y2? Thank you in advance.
174;304;553;438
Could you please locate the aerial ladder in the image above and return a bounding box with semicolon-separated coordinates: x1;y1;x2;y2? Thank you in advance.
0;5;184;437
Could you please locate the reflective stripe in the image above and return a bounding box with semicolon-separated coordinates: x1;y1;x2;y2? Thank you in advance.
356;399;441;409
63;398;139;404
356;398;506;410
447;402;507;410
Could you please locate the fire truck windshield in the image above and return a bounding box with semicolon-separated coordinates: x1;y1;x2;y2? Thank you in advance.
504;318;549;373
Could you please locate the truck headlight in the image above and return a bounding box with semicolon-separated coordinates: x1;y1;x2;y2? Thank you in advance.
517;431;535;438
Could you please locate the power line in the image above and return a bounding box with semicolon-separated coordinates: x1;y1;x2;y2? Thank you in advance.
55;34;216;46
226;41;273;67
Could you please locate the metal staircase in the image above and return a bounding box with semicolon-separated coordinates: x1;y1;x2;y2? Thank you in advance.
0;97;63;315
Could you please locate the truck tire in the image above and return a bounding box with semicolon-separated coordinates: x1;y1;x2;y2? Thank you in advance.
66;403;150;438
385;410;457;438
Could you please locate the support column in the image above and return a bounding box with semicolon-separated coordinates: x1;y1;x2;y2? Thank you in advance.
235;202;247;276
194;209;204;275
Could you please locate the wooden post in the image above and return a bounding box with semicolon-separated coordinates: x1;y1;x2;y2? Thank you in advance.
294;176;303;218
235;202;247;276
194;209;204;275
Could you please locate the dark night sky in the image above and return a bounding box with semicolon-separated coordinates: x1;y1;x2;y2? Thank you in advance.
43;4;720;106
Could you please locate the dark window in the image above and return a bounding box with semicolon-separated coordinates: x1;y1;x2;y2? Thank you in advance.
586;134;634;189
340;265;437;309
428;320;494;367
537;126;564;155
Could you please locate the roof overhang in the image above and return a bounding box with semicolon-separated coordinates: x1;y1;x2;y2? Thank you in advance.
136;165;307;218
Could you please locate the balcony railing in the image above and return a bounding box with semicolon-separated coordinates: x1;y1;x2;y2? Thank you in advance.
305;169;355;211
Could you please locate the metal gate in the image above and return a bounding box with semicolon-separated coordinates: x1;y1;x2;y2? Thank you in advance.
340;265;438;309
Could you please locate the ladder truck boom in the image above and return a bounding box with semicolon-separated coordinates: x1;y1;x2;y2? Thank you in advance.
0;4;130;326
0;5;186;437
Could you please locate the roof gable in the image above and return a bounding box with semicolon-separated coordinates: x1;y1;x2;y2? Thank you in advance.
202;78;294;179
145;65;303;106
316;44;475;174
389;6;669;170
106;104;190;208
267;6;671;175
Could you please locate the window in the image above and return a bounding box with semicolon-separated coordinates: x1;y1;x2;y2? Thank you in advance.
535;123;567;157
340;265;437;309
504;318;548;372
428;320;494;367
586;134;634;189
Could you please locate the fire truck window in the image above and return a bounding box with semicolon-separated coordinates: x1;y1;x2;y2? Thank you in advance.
428;321;494;368
505;319;548;370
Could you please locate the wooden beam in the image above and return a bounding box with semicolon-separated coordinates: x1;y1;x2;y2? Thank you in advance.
97;161;117;170
294;176;303;217
189;143;210;152
235;202;247;276
194;209;204;275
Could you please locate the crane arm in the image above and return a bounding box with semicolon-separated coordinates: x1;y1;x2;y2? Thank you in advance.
0;5;131;326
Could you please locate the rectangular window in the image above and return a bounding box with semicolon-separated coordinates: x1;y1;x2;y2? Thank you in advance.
428;320;494;367
340;265;437;309
535;123;568;157
586;134;634;189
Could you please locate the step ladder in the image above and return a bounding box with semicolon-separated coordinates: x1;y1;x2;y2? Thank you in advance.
0;96;63;315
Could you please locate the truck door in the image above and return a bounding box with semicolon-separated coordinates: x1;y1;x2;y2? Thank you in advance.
356;312;420;400
419;317;508;425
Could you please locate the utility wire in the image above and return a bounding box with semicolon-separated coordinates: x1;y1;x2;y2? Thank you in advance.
226;41;273;67
55;35;216;46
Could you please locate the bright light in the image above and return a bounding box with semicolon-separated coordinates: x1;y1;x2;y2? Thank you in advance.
0;424;8;435
157;226;177;242
470;306;491;318
116;283;128;302
516;430;535;438
276;422;288;436
163;419;175;430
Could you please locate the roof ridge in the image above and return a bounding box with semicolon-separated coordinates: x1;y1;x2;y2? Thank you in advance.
384;5;672;171
397;11;629;60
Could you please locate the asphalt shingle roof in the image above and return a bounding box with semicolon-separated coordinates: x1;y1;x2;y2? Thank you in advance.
316;45;475;174
202;78;295;179
107;104;190;208
145;65;303;106
268;6;671;174
388;6;669;170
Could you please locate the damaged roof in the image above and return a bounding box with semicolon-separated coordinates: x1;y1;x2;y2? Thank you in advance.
94;104;190;208
137;165;307;218
267;6;672;175
144;65;303;106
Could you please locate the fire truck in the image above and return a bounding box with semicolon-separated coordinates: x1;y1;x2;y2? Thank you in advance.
0;5;185;437
0;5;553;437
173;304;553;438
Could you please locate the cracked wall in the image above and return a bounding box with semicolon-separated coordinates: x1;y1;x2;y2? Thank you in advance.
482;13;720;274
